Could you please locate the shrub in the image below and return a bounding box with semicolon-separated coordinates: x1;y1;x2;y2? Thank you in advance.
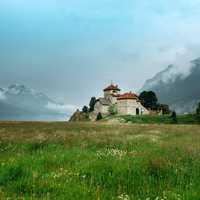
108;104;118;115
171;111;177;123
82;106;89;113
196;102;200;115
158;104;171;115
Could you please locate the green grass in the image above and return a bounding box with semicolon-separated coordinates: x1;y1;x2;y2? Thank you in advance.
0;122;200;199
105;114;200;124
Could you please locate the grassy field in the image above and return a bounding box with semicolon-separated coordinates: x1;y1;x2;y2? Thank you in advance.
0;122;200;199
105;114;200;125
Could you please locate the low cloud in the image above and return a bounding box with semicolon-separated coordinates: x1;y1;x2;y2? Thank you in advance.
157;46;193;78
46;102;77;114
0;91;6;100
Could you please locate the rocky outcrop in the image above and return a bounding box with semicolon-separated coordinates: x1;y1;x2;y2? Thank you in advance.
69;110;90;122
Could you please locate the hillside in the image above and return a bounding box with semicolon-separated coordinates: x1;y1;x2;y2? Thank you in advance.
140;58;200;113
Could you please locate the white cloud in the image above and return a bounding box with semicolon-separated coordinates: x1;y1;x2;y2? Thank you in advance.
156;46;192;76
0;91;6;100
46;102;77;114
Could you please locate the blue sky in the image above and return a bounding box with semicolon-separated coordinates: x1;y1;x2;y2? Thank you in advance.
1;0;200;107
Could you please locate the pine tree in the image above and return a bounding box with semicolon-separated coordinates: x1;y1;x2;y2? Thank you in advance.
89;97;96;112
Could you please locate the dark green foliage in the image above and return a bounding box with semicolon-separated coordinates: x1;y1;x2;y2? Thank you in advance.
139;91;158;110
0;165;23;186
118;114;200;124
82;106;89;113
196;102;200;115
96;112;103;121
171;111;177;123
158;104;171;114
89;97;96;112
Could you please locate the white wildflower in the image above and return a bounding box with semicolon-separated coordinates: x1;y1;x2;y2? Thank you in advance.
97;148;127;159
118;193;130;200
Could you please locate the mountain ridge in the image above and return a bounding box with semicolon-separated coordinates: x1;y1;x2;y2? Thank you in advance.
140;58;200;113
0;84;75;120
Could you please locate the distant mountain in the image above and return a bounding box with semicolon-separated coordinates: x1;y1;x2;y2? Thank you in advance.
140;58;200;113
0;84;75;121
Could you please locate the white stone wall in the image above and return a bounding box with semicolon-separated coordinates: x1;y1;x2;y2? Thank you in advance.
94;101;109;114
110;96;117;104
117;99;149;115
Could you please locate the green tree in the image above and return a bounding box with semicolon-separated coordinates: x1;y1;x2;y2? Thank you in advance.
89;97;96;112
108;104;118;115
139;91;158;110
196;102;200;115
158;104;171;115
82;106;89;113
96;112;103;121
171;111;177;123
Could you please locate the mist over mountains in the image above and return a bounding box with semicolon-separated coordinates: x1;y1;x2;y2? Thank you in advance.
140;58;200;113
0;84;75;121
1;57;200;121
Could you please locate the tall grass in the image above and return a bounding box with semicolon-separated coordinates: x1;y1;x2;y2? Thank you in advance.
0;122;200;199
120;114;200;124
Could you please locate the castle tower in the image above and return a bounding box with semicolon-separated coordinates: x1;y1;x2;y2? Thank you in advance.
103;84;121;103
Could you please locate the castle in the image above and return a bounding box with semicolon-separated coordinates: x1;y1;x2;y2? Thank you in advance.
92;84;149;118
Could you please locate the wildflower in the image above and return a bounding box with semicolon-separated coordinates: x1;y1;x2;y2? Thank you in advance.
118;193;130;200
97;148;127;159
82;175;86;179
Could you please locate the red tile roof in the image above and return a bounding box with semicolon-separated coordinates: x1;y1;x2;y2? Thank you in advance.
112;94;121;97
103;84;121;92
117;92;138;100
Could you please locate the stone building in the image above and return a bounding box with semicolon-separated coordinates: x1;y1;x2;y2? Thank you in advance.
117;92;149;115
93;84;149;117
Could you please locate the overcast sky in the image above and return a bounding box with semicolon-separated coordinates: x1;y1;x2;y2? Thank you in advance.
1;0;200;107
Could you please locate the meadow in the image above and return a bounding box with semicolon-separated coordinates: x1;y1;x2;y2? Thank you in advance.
105;114;200;125
0;121;200;200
